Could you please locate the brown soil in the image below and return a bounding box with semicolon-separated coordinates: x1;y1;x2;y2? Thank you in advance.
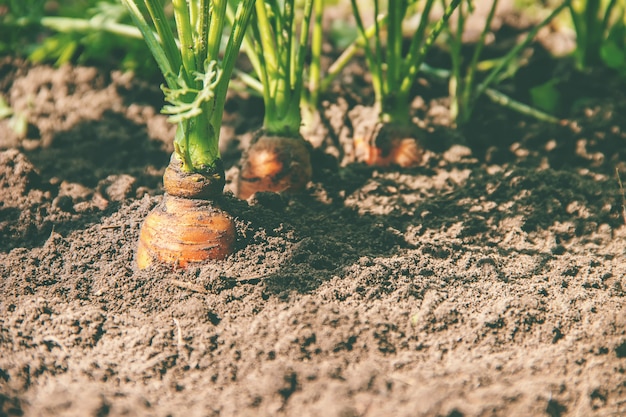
2;24;626;417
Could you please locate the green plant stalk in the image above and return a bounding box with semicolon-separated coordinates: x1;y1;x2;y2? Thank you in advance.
448;0;499;124
12;16;144;39
475;1;569;99
236;11;387;103
320;13;388;92
227;4;261;78
237;8;387;120
248;0;314;136
172;0;197;77
351;0;461;125
386;1;404;93
448;0;465;123
461;0;498;119
292;1;314;122
569;0;618;68
421;63;561;124
254;0;291;133
483;88;560;123
396;0;461;107
307;0;324;113
298;0;323;131
373;0;385;99
191;0;207;70
350;0;383;105
446;0;567;125
122;0;177;86
122;0;254;173
143;0;181;75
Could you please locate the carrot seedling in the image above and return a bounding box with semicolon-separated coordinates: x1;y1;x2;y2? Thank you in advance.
234;0;315;199
302;1;385;136
122;0;254;269
569;0;623;70
442;0;568;126
232;2;387;172
350;0;461;167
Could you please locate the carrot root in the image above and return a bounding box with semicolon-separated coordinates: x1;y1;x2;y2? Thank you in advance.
237;133;312;199
136;194;236;270
354;123;424;168
136;154;235;270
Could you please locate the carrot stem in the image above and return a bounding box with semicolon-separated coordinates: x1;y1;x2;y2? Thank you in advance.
247;0;314;136
123;0;255;173
350;0;461;126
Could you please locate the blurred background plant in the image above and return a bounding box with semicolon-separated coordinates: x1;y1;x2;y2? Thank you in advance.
0;0;47;56
568;0;626;72
0;0;159;75
439;0;569;126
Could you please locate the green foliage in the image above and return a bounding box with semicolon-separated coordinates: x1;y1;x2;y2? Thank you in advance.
161;61;221;123
4;0;624;151
350;0;462;125
122;0;255;172
0;0;46;56
569;0;626;70
1;0;158;75
443;0;568;126
529;79;562;114
599;14;626;75
237;0;314;136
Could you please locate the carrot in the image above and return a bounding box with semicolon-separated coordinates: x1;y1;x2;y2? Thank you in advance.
134;147;239;269
353;124;424;168
136;197;235;269
135;156;236;269
237;133;312;200
122;0;254;269
233;0;314;199
349;0;461;168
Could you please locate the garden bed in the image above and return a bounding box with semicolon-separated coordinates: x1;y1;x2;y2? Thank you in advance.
2;13;626;416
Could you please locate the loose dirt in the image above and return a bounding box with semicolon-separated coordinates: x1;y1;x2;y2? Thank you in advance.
1;31;626;417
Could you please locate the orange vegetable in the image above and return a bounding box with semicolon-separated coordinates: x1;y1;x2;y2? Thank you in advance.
353;123;424;168
237;133;312;200
136;156;236;270
136;195;235;269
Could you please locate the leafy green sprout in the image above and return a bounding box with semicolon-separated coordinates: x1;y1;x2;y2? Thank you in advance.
305;2;391;126
350;0;462;127
121;0;255;173
231;0;314;137
0;96;28;138
230;0;387;135
440;0;569;125
569;0;625;70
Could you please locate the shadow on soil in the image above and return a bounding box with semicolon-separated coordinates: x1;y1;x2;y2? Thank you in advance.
1;110;170;253
23;110;170;188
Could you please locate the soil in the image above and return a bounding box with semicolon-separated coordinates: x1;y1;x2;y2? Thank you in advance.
2;15;626;417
